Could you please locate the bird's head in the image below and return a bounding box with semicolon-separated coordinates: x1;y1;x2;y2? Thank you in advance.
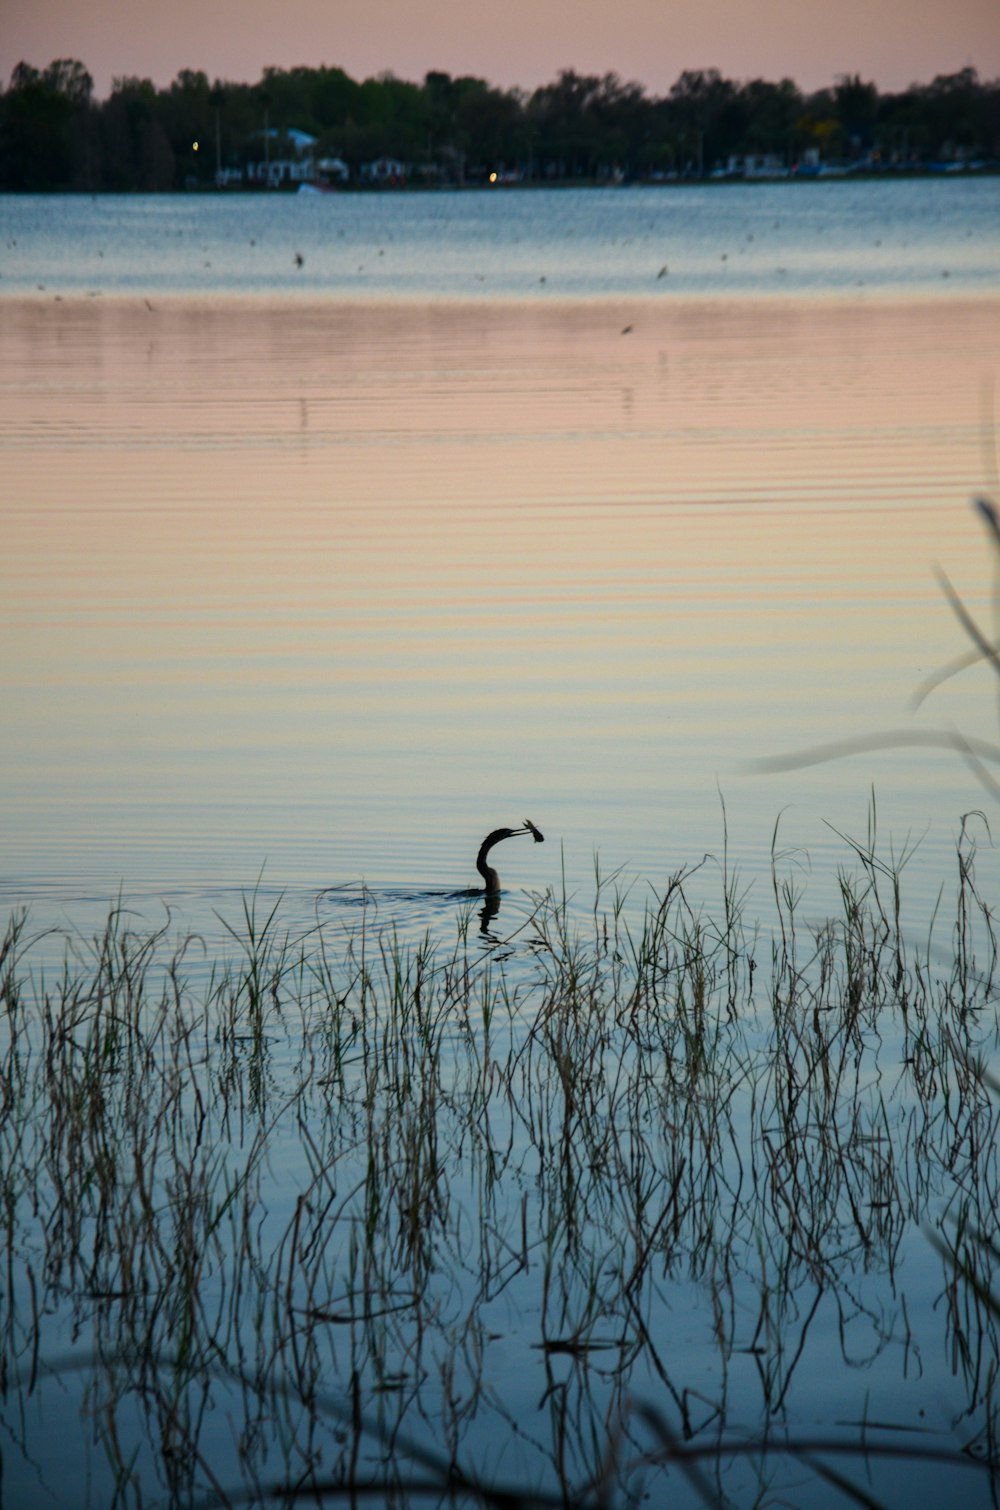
480;826;525;853
476;820;545;894
480;821;544;854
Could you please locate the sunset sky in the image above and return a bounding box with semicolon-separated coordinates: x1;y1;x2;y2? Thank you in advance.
3;0;998;101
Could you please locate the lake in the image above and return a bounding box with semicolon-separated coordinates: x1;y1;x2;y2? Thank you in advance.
2;180;1000;1507
2;181;999;951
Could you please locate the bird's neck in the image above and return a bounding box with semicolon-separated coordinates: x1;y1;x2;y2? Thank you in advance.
476;843;501;894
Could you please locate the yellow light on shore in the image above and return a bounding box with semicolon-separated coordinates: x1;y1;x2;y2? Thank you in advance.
489;171;497;183
192;141;199;151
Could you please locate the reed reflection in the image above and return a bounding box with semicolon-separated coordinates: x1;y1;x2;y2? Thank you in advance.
5;835;1000;1506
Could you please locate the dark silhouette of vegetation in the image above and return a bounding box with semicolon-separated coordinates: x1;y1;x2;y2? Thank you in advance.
0;55;997;190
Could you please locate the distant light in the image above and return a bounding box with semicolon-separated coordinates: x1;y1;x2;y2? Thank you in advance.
489;171;497;184
193;141;199;152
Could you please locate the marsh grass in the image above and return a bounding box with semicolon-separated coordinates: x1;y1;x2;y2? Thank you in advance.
2;825;1000;1509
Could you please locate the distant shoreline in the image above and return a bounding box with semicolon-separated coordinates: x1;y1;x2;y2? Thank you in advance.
3;164;998;197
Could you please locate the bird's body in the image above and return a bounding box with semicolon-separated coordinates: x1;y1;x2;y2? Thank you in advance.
475;820;544;896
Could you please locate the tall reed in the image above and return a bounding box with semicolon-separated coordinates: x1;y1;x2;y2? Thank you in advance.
2;826;999;1506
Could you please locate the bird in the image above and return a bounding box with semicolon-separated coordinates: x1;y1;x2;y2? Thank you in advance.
475;820;544;896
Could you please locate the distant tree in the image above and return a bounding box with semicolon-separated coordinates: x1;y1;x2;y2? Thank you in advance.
528;71;616;178
160;68;215;184
737;78;802;158
101;76;173;189
584;73;649;175
920;67;987;159
798;88;847;160
43;58;93;106
310;66;362;133
1;54;997;191
833;73;879;150
8;61;41;91
0;57;95;188
981;76;1000;159
666;69;736;173
455;82;526;176
670;68;740;170
875;86;932;164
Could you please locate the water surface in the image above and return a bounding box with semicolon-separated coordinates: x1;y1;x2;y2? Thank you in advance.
2;177;996;302
2;252;999;950
3;180;1000;1510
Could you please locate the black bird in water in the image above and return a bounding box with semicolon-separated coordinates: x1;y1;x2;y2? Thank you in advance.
476;819;544;896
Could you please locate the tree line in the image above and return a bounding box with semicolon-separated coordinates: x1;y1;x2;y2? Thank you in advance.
2;56;997;191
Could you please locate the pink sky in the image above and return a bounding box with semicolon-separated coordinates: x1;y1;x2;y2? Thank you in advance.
3;0;997;100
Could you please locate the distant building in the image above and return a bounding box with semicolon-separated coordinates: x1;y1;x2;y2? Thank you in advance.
245;128;319;188
316;156;349;185
273;128;318;154
360;157;408;186
718;153;788;179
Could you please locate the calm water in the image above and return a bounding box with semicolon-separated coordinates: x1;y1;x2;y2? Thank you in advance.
2;182;1000;1507
2;182;999;953
2;178;997;302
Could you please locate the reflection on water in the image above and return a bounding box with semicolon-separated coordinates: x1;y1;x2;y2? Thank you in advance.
2;290;999;947
1;180;997;301
3;188;1000;1508
3;861;1000;1507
